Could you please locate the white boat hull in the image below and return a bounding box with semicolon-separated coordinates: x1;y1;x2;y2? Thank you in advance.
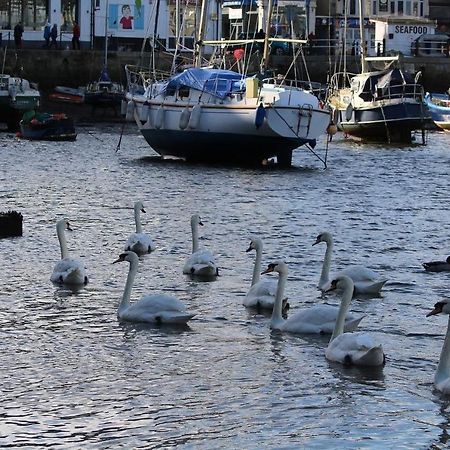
128;93;330;164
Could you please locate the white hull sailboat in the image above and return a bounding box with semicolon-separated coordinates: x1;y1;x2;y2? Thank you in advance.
125;67;330;165
124;0;330;166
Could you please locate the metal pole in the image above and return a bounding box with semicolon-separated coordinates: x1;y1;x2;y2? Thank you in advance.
262;0;274;72
358;0;367;72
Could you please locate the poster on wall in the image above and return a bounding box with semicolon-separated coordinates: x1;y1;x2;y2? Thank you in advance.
108;2;145;34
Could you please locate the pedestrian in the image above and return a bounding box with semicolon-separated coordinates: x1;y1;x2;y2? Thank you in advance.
13;22;24;49
43;22;51;48
72;21;80;50
49;24;58;49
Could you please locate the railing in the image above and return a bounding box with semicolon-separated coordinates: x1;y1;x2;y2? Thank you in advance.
125;64;170;94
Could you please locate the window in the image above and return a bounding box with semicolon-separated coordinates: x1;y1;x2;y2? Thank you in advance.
390;1;395;14
349;0;356;15
413;1;418;16
168;2;199;50
405;0;411;15
0;0;47;29
60;0;77;31
398;1;403;15
372;0;376;15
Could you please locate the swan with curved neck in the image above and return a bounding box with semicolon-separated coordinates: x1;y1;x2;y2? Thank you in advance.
124;201;155;255
426;299;450;393
313;231;387;295
183;214;218;278
261;261;363;334
325;275;385;367
422;256;450;273
50;218;88;285
243;238;288;311
114;251;194;324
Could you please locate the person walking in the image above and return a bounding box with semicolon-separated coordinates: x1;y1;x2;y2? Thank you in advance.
72;22;80;50
43;22;51;48
49;24;58;49
13;22;24;49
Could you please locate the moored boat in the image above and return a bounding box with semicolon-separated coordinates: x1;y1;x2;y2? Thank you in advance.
48;86;85;105
18;111;77;141
125;66;330;166
84;68;125;112
327;66;428;143
424;92;450;131
124;0;330;167
0;74;41;130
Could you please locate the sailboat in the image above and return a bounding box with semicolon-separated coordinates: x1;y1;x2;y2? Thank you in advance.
84;5;124;112
326;0;428;144
124;0;331;166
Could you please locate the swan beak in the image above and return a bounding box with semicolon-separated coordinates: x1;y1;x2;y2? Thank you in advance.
245;244;253;253
312;238;320;246
325;279;338;292
199;221;204;226
261;266;274;275
141;207;146;213
427;303;444;317
66;223;73;231
112;254;127;264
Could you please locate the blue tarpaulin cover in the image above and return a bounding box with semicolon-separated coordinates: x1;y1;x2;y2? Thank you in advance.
162;68;246;100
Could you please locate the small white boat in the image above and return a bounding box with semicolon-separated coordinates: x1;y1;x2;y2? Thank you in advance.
425;92;450;131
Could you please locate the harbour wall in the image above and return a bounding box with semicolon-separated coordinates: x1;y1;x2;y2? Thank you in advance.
3;48;449;93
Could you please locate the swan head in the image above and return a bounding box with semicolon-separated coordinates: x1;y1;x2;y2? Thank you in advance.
427;300;450;317
312;231;332;246
261;261;288;275
57;218;73;231
134;200;146;214
246;237;262;253
113;250;139;265
325;274;354;293
191;214;204;227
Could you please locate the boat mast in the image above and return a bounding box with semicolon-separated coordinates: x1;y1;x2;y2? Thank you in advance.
358;0;367;73
104;0;109;69
195;0;209;67
261;0;274;73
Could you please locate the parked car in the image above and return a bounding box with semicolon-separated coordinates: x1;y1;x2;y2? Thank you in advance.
411;33;450;57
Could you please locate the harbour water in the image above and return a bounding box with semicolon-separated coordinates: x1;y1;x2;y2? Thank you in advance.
1;126;450;449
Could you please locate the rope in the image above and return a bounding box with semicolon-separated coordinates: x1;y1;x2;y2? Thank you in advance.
379;102;390;144
270;106;328;169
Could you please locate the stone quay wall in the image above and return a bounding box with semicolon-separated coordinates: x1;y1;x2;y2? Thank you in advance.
2;48;449;93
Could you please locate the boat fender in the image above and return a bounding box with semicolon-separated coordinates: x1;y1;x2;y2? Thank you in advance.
255;103;265;129
179;107;191;130
125;101;135;121
345;103;353;122
188;104;202;129
155;106;165;129
139;104;149;122
144;106;153;128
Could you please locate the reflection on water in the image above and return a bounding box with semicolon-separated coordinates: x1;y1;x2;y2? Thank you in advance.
1;128;450;448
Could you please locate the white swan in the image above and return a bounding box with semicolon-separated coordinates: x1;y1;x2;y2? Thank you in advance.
261;261;364;334
50;218;88;285
113;251;195;324
313;231;388;295
124;200;155;255
325;275;385;367
243;238;288;311
183;214;218;278
426;299;450;394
